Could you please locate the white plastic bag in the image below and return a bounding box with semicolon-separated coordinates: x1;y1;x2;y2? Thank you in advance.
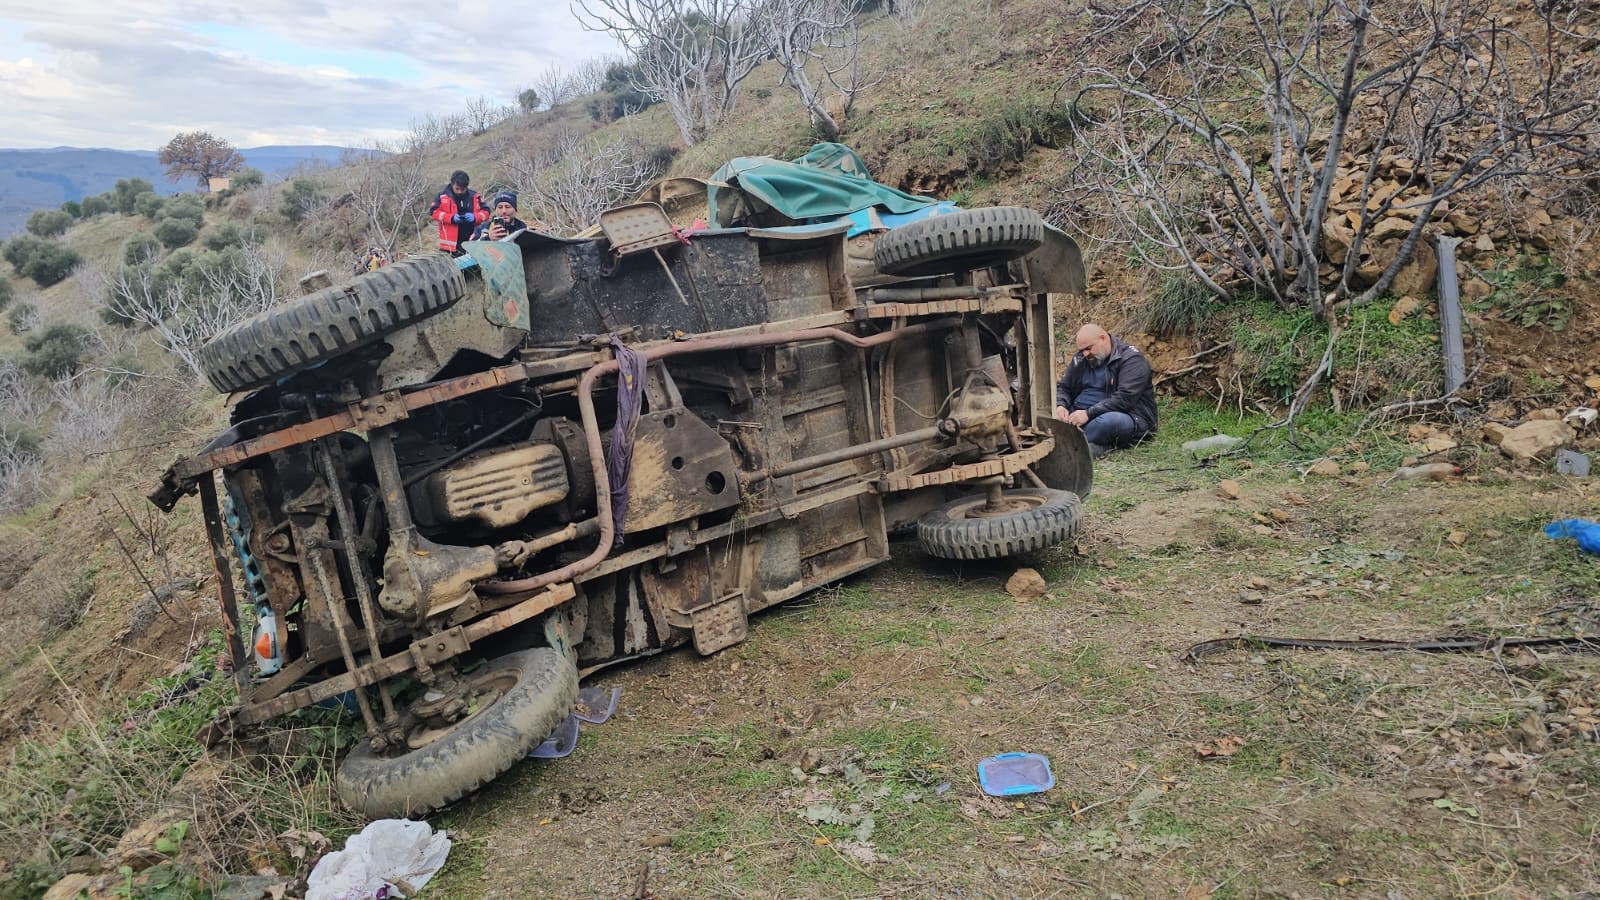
306;819;452;900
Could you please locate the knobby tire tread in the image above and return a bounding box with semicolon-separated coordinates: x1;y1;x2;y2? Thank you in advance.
334;647;578;819
917;488;1083;560
198;253;464;394
873;206;1045;278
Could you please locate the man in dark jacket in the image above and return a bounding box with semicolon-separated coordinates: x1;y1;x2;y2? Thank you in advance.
1054;324;1157;456
428;170;487;255
471;191;530;241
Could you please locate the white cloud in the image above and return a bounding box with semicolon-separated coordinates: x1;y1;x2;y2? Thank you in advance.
0;2;623;149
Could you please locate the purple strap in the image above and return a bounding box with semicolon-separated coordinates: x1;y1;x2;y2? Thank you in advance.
607;337;647;545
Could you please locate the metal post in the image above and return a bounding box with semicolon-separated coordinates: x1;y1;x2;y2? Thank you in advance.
1435;236;1467;394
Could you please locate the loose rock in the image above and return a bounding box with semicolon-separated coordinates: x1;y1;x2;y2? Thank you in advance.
1307;459;1342;477
1004;568;1047;600
1216;479;1242;500
1499;421;1574;461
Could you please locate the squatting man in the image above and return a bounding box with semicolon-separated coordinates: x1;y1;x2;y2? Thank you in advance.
1053;324;1158;457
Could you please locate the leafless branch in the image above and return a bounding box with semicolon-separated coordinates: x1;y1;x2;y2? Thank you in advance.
534;64;583;109
340;135;433;256
88;235;289;381
492;128;667;234
1060;0;1600;311
755;0;874;140
575;0;770;146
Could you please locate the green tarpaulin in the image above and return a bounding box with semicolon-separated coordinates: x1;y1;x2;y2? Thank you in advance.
707;142;939;228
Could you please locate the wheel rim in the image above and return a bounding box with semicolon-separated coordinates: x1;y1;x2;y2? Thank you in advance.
948;493;1050;520
401;668;520;752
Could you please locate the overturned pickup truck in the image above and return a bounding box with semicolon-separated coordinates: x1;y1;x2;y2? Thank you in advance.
153;147;1093;818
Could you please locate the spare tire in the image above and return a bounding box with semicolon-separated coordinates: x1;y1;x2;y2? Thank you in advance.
873;206;1045;278
197;253;465;394
917;487;1083;560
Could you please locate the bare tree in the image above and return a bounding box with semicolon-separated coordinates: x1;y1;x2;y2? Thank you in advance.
341;136;433;256
1061;0;1600;312
464;95;515;135
492;128;666;234
44;373;131;457
534;64;582;109
0;359;48;423
409;112;471;144
755;0;871;140
573;55;623;95
0;431;46;515
575;0;770;146
0;360;47;513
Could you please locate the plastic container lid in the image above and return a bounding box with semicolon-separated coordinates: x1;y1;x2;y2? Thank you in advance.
574;686;621;725
529;713;580;759
978;752;1055;796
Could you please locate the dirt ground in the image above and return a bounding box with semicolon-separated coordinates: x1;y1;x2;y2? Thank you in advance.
410;434;1600;898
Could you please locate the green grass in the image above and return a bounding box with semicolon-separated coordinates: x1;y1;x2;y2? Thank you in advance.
0;632;359;894
674;806;740;853
1475;254;1572;331
1219;296;1441;408
1139;275;1217;337
816;668;853;690
832;721;947;788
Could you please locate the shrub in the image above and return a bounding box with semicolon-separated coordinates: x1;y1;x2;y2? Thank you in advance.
27;210;74;238
80;195;111;217
1138;276;1215;337
22;322;94;377
100;283;145;329
589;65;658;122
124;233;163;266
136;191;165;220
21;243;82;287
3;235;46;271
280;179;324;223
7;302;38;334
112;178;155;215
155;218;198;249
204;222;249;252
60;200;82;219
0;276;12;312
231;167;265;190
162;194;205;226
160;248;198;290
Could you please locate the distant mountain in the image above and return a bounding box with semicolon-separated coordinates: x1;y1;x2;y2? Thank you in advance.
0;145;352;236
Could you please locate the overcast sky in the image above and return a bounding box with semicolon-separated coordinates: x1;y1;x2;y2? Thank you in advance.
0;2;623;151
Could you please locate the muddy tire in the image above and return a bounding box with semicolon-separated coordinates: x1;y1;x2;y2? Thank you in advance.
917;488;1083;560
335;647;577;819
197;253;465;394
873;206;1045;277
